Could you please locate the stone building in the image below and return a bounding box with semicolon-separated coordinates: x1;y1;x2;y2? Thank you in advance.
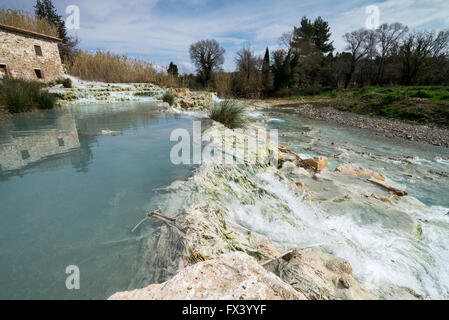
0;23;65;82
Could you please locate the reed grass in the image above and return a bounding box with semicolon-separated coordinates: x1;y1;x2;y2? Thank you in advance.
209;100;247;129
67;50;180;85
0;9;58;37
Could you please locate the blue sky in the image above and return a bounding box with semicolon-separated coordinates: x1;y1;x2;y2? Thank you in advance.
2;0;449;73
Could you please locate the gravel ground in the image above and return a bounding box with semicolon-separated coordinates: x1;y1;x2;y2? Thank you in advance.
284;103;449;148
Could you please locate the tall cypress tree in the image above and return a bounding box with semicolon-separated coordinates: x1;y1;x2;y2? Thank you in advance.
167;62;179;77
262;47;271;92
34;0;78;63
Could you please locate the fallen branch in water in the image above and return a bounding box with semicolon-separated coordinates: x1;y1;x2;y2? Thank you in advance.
147;209;186;235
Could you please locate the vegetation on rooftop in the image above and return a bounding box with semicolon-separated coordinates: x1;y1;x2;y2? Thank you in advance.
0;8;58;37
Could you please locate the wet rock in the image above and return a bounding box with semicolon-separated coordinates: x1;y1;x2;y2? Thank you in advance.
278;146;301;163
109;252;306;300
375;284;424;300
335;163;385;181
280;161;297;174
263;247;375;300
100;130;122;136
292;167;310;177
179;99;193;109
299;156;328;172
168;88;191;97
368;177;408;196
428;170;449;178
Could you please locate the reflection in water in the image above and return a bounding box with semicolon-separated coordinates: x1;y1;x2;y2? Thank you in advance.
0;103;198;299
0;115;80;172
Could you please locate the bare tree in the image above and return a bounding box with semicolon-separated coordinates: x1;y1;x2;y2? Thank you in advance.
189;39;225;85
362;29;378;85
343;28;370;88
399;30;449;85
235;47;261;80
375;23;408;84
278;31;293;49
233;47;263;97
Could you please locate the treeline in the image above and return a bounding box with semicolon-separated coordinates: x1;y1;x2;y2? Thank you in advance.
177;17;449;98
4;1;449;95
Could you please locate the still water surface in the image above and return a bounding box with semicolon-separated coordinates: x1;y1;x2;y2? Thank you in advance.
0;103;196;299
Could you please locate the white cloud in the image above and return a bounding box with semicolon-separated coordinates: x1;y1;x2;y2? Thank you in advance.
3;0;448;70
256;24;292;40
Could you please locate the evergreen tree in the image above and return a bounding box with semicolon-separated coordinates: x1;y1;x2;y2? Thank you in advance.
262;47;272;92
292;16;314;46
34;0;78;63
290;16;334;86
167;62;179;77
271;49;299;90
312;17;334;55
292;16;333;55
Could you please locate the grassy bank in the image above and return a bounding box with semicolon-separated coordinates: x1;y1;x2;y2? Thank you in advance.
282;86;449;127
0;79;57;113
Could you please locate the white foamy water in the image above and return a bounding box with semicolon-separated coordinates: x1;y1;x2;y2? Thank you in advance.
229;170;449;299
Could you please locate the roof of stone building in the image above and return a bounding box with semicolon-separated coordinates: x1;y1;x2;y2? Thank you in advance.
0;23;62;42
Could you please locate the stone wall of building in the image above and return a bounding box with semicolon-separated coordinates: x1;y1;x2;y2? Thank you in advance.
0;28;65;82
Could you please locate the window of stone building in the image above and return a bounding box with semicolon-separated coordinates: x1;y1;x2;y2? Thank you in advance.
34;45;43;56
58;138;65;147
0;64;7;79
21;150;30;160
34;69;43;79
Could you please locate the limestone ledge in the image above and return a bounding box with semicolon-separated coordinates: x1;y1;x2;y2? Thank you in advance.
51;82;216;110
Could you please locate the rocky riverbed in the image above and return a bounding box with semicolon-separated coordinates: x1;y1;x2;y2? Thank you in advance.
46;82;449;300
276;103;449;148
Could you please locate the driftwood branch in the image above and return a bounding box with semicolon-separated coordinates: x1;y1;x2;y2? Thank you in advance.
147;209;186;235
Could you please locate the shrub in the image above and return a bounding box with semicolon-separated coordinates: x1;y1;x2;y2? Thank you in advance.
214;71;233;98
162;93;175;106
57;78;72;88
410;90;432;99
0;79;56;113
209;100;247;129
382;93;402;104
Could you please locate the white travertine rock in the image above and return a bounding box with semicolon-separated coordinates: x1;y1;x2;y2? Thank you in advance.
335;163;386;181
264;247;375;300
109;252;307;300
